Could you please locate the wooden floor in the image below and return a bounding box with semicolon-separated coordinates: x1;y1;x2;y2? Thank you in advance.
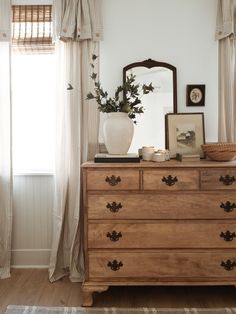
1;270;236;313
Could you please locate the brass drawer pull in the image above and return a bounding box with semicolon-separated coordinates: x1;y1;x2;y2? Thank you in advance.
220;230;236;241
107;231;122;242
219;175;235;186
107;260;123;271
162;175;178;186
221;259;236;271
106;202;122;213
105;175;121;186
220;201;236;213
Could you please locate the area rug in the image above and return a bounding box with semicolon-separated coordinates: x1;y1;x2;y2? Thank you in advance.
4;306;236;314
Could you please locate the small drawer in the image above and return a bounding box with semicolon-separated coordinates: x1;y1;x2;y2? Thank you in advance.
88;251;236;279
86;169;140;190
88;222;236;249
87;192;236;220
201;169;236;190
143;169;199;190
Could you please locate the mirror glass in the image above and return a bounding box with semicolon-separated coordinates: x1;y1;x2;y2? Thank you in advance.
123;59;177;153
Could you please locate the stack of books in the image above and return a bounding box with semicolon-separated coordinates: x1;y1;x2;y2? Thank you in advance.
176;153;200;162
94;153;140;163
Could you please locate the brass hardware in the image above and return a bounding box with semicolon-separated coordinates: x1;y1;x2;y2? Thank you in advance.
220;201;236;213
107;260;123;271
219;175;235;186
106;202;122;213
105;175;121;186
107;231;122;242
220;230;236;241
162;175;178;186
221;259;236;271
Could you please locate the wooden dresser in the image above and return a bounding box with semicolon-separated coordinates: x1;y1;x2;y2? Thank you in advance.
81;160;236;306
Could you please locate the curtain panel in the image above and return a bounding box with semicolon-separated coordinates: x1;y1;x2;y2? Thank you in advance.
216;0;236;142
49;0;102;282
0;0;13;279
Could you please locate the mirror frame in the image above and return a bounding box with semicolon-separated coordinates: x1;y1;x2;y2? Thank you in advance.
123;58;177;113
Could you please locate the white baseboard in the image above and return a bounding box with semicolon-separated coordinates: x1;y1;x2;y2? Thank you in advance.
11;249;51;268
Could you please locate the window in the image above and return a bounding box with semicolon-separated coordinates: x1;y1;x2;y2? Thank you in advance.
11;5;55;174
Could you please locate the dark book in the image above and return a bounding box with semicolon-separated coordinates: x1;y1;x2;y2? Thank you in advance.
94;153;140;163
176;153;200;162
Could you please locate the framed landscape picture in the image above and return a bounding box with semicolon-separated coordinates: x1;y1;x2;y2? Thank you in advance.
165;113;205;158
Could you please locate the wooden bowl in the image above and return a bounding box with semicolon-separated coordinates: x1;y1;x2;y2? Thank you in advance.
201;143;236;161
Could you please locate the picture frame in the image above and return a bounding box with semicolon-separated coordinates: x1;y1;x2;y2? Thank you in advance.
165;113;205;158
186;84;205;106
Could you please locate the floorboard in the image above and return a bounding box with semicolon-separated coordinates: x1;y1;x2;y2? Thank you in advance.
1;270;236;313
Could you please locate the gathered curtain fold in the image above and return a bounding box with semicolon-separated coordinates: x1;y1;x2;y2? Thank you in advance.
54;0;103;42
0;0;13;279
216;0;236;142
49;0;102;282
0;0;11;41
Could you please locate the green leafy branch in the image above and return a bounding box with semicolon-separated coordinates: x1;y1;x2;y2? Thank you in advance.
86;54;154;123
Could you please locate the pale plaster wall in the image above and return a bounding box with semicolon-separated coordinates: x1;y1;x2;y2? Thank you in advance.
100;0;218;142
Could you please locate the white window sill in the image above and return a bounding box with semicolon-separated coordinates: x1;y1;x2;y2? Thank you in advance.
13;171;55;176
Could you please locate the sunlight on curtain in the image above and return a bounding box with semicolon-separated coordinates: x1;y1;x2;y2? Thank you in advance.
0;0;12;279
49;0;102;282
0;42;12;279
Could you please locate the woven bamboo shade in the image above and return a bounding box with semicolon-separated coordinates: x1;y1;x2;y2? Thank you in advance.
12;5;54;54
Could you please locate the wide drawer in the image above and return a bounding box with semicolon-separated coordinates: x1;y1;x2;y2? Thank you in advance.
88;222;236;248
201;169;236;190
143;170;199;190
87;192;236;219
86;169;140;190
88;251;236;279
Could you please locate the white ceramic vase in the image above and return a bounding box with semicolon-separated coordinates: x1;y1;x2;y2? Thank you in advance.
103;112;134;155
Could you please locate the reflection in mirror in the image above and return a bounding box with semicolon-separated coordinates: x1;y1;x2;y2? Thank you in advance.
123;59;177;153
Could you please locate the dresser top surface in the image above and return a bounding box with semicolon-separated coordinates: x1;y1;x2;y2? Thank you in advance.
82;159;236;168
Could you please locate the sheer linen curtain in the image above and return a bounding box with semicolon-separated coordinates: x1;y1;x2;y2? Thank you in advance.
216;0;236;142
49;0;103;282
0;0;13;279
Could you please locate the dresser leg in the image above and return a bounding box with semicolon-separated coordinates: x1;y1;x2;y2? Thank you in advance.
82;291;93;307
82;284;109;307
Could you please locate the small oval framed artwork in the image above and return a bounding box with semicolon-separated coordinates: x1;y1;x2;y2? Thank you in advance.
186;84;205;107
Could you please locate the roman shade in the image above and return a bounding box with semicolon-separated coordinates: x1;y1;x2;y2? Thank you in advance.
12;5;54;53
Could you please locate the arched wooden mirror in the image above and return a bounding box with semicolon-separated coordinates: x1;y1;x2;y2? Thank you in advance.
123;58;177;152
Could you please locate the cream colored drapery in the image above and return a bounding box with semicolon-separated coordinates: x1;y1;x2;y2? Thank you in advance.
0;0;13;279
216;0;236;142
49;0;102;282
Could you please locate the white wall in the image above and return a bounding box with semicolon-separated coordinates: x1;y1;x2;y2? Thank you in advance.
100;0;218;142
